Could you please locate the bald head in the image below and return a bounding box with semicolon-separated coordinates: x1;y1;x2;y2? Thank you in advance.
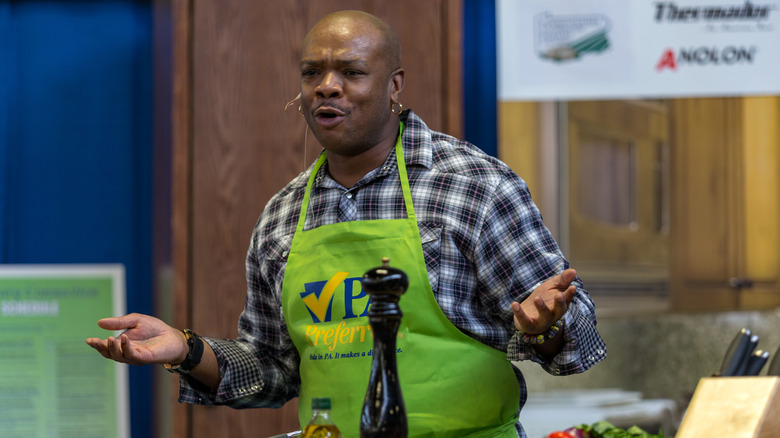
303;10;402;73
298;9;405;171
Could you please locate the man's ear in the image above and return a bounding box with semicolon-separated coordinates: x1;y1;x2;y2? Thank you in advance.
390;68;405;102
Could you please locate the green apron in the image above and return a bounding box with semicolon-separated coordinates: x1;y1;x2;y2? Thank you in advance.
281;125;520;437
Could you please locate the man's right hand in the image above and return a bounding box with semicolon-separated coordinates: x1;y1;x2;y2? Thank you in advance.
85;313;188;366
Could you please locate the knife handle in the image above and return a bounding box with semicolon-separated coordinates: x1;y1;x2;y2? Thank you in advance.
735;334;760;375
744;350;770;376
719;328;752;377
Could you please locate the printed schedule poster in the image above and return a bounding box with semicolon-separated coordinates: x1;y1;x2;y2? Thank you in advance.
0;265;129;438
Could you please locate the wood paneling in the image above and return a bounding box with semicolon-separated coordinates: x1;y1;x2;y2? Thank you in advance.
669;97;780;311
170;0;194;435
742;98;780;283
499;96;780;311
567;101;669;285
670;98;741;310
165;1;463;437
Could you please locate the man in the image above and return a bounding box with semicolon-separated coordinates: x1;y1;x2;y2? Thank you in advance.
87;10;605;437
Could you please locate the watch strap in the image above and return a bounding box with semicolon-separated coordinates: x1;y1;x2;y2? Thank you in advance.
163;329;204;374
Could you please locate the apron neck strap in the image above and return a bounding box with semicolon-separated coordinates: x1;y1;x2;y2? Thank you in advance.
297;122;413;233
395;122;416;220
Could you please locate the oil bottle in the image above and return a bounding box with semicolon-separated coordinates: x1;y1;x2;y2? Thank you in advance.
301;397;342;438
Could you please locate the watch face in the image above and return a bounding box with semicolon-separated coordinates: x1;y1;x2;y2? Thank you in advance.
163;362;186;374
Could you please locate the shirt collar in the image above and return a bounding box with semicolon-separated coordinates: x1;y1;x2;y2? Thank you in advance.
313;109;435;189
399;109;434;171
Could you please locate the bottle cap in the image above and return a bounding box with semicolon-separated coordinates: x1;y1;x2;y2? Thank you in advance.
311;397;331;410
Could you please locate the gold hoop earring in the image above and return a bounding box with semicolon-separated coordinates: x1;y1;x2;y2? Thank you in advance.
391;102;403;115
298;106;304;116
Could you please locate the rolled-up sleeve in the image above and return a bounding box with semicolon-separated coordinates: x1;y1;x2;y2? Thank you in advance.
178;232;301;408
473;172;606;374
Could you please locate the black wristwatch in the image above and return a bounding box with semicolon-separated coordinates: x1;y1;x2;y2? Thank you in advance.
163;329;204;375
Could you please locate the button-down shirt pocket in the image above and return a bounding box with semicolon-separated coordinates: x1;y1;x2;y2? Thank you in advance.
419;222;442;293
258;233;294;307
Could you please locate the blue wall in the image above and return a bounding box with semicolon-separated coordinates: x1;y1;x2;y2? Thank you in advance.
463;0;498;157
0;1;154;436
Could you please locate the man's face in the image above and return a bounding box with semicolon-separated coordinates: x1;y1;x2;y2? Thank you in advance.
299;21;400;156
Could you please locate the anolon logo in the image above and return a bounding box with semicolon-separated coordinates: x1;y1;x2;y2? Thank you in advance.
300;271;369;323
656;46;756;71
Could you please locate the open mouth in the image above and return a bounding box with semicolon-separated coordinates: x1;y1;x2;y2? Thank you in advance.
313;106;346;127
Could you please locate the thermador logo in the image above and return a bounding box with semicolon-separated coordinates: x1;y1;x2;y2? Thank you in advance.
654;1;774;21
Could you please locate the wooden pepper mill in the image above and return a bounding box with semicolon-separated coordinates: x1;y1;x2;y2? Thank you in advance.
359;257;408;438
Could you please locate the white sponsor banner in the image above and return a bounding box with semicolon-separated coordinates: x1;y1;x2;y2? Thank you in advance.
498;0;780;100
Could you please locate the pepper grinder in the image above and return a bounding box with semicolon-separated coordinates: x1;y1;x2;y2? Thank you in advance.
359;257;408;438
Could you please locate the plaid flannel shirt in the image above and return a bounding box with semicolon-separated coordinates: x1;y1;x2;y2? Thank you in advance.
179;110;606;437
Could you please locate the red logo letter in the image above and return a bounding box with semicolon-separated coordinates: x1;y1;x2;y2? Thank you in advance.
656;49;677;71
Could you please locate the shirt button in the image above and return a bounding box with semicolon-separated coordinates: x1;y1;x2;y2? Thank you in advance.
597;349;604;355
345;193;353;199
588;355;595;361
382;166;390;171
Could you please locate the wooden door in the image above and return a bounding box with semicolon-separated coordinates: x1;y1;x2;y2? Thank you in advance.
162;1;463;437
566;100;670;296
669;97;780;311
669;98;741;311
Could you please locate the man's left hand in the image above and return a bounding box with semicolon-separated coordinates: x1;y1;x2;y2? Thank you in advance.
512;269;577;335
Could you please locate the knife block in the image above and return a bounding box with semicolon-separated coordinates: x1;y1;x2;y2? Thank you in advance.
675;376;780;438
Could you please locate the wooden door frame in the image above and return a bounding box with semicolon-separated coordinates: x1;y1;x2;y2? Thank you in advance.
156;1;464;436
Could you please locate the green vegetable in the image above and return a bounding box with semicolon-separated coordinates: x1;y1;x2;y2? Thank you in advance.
575;421;665;438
